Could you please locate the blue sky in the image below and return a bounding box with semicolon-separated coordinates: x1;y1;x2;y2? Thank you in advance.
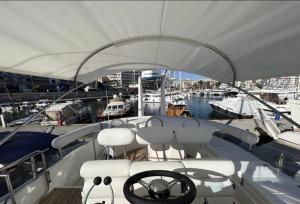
172;71;207;80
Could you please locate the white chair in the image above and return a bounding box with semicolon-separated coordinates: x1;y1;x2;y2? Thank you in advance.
170;127;214;159
80;160;131;204
136;126;216;161
98;128;135;159
136;127;175;161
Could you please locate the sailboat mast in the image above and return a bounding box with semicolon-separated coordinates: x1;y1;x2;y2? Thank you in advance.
179;71;182;92
297;75;300;99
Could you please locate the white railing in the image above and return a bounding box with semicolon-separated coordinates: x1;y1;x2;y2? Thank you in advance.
51;122;103;157
257;108;281;139
0;149;49;204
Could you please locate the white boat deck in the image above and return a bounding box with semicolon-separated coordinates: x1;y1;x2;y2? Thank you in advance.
208;136;300;204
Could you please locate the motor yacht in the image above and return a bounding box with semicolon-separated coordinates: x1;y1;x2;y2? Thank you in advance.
0;103;14;113
35;100;51;109
143;92;171;103
0;2;300;204
99;96;131;119
208;94;291;119
40;100;89;126
19;102;34;111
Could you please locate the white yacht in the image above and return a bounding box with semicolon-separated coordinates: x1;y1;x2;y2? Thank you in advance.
40;100;89;126
143;93;162;103
0;103;14;113
35;99;51;109
143;92;171;103
208;94;291;119
1;2;300;204
99;96;131;118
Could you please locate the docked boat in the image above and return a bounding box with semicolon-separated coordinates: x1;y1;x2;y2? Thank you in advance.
166;102;191;117
0;103;14;113
40;100;89;126
143;92;171;103
99;96;131;119
35;99;51;109
208;94;291;119
19;101;34;111
166;94;192;117
129;94;138;102
1;2;300;204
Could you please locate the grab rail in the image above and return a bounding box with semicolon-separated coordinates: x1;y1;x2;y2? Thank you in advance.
0;149;48;172
145;116;164;127
51;122;103;158
0;148;49;204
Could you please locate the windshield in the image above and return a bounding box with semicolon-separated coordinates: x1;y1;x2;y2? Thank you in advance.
118;105;123;109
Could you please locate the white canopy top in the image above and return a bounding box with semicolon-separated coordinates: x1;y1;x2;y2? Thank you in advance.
1;1;300;83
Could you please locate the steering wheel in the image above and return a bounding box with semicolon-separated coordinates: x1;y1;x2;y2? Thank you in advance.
123;170;196;204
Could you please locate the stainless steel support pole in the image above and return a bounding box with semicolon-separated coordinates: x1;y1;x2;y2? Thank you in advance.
41;152;47;170
277;152;284;172
123;145;127;159
0;174;16;204
183;144;187;159
162;144;166;161
92;139;97;160
30;157;37;178
58;148;63;159
73;35;236;86
40;151;51;187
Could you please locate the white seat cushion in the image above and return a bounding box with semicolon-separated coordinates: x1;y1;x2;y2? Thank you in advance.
136;127;176;161
81;160;132;203
174;127;213;144
97;128;135;146
136;127;174;144
80;160;131;178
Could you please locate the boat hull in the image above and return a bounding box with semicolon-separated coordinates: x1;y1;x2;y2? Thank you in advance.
209;103;253;119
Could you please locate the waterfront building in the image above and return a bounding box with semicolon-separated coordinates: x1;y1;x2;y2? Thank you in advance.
107;71;141;88
0;71;74;93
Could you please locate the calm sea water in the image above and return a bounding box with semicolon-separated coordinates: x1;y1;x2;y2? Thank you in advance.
85;95;222;122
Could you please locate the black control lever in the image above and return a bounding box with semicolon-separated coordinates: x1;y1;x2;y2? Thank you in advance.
103;176;114;204
83;176;102;204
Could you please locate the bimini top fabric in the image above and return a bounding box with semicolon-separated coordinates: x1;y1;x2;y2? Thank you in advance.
0;1;300;82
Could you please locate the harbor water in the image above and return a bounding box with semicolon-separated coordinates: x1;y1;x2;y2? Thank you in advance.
85;95;222;123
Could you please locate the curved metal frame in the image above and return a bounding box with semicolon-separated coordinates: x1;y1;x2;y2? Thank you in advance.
145;116;164;127
73;35;236;85
77;62;172;81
